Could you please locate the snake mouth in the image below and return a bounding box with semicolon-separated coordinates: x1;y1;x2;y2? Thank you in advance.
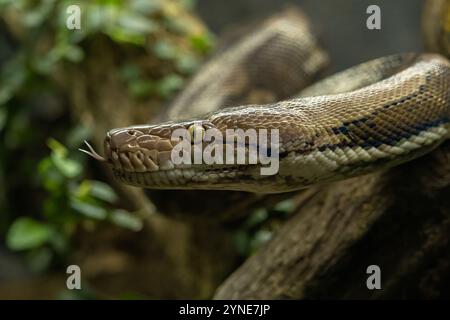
98;124;285;190
104;128;170;173
105;130;251;189
101;126;238;179
79;127;278;191
112;165;248;190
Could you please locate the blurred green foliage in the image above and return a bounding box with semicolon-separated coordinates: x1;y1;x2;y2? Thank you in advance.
0;0;292;300
0;0;214;101
4;134;144;271
0;0;214;272
233;199;295;257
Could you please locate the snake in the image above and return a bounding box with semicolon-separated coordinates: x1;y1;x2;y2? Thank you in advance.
81;2;450;194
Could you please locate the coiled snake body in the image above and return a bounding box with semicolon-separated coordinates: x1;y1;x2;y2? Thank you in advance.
82;3;450;194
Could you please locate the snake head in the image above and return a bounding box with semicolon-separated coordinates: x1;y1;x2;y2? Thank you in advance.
103;120;214;172
92;114;285;192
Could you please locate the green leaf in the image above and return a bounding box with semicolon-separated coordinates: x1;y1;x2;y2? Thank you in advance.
38;157;65;191
273;199;294;213
190;33;214;54
250;230;272;252
88;180;118;203
7;217;51;251
152;40;177;60
47;138;67;157
71;199;107;219
128;79;154;98
110;209;143;231
84;4;116;31
24;0;56;27
47;138;82;178
76;180;91;198
130;0;161;14
128;79;155;98
63;45;85;63
51;153;82;178
0;86;13;106
120;64;141;81
176;54;199;74
245;208;268;228
108;28;146;45
156;74;184;97
117;12;158;34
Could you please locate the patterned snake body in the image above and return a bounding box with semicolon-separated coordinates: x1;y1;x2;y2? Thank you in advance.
165;9;329;121
97;54;450;193
82;4;450;193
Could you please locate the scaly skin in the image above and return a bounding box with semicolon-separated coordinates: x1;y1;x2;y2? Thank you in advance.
100;54;450;193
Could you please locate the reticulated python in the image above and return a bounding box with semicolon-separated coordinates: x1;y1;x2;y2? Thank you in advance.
82;0;450;194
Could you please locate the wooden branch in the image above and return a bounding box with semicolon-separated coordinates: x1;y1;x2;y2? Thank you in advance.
215;142;450;299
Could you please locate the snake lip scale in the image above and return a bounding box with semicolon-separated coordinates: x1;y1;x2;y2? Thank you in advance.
82;53;450;193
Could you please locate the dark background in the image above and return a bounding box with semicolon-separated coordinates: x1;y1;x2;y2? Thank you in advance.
197;0;423;71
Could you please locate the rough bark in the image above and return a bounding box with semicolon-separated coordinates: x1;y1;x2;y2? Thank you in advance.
215;142;450;299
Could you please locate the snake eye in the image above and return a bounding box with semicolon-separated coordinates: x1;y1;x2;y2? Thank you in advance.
188;124;205;143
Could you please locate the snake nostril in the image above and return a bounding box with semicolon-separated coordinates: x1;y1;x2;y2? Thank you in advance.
108;129;137;149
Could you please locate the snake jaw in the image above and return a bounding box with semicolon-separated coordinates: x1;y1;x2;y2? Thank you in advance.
103;121;284;192
103;120;220;173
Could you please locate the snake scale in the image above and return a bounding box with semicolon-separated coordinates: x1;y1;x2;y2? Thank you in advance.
82;1;450;194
